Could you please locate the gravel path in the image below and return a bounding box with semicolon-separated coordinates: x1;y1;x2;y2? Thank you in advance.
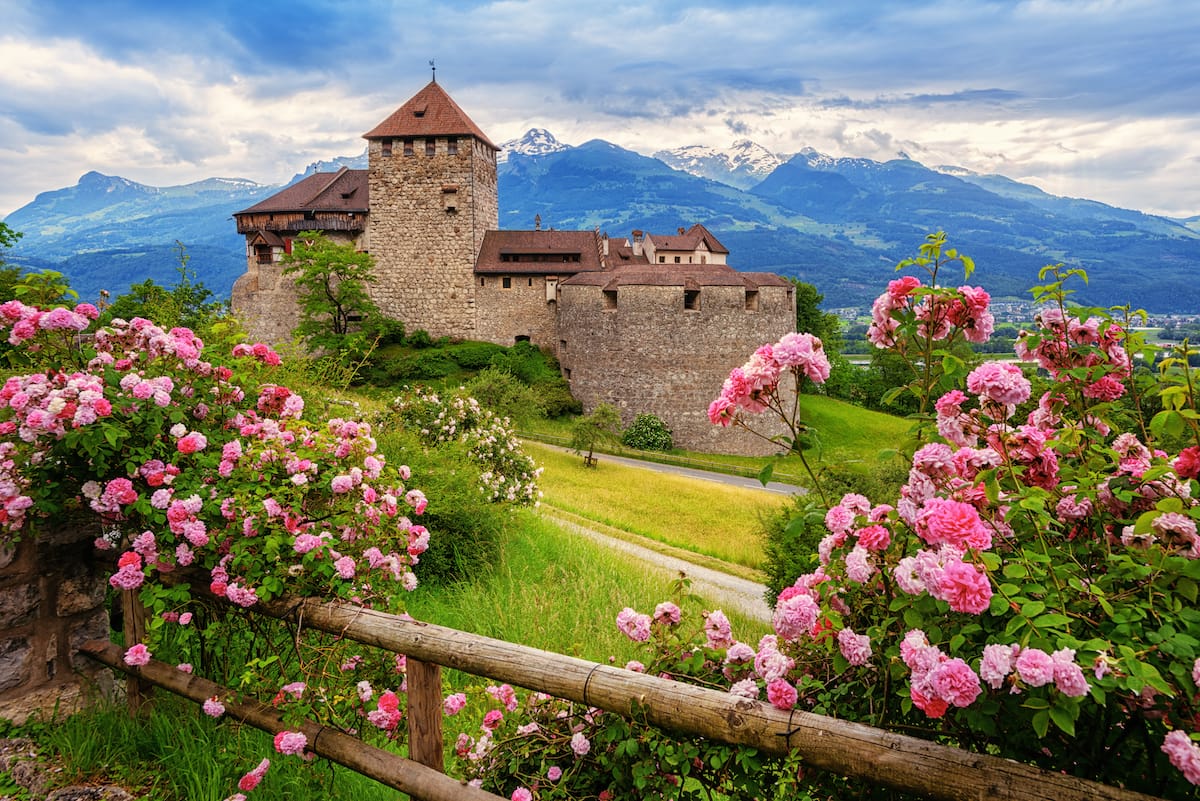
542;510;773;623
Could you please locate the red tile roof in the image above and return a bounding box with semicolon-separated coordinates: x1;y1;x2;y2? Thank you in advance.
234;168;369;215
560;263;761;288
646;223;729;254
363;81;498;151
475;230;606;275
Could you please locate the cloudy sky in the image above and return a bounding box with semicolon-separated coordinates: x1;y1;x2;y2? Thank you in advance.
2;0;1198;219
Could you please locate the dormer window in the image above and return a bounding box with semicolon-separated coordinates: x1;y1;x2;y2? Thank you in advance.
413;106;427;118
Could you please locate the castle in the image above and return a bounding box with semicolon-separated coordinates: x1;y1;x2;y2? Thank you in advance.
231;81;795;455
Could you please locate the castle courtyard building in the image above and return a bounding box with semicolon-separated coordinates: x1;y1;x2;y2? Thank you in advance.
232;81;795;455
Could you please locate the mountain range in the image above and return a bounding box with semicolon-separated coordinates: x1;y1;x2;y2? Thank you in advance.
4;129;1198;312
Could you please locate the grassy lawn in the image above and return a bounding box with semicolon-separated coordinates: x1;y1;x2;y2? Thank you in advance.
524;441;788;571
521;393;912;485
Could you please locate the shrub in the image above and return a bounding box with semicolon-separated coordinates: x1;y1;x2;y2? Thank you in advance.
621;413;673;451
531;379;581;418
449;341;506;370
380;350;458;380
406;328;433;349
489;341;558;384
464;366;543;423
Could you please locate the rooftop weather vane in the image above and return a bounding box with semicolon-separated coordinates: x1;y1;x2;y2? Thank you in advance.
429;59;436;83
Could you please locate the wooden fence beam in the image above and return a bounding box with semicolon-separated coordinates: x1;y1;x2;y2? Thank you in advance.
406;657;444;773
78;640;504;801
234;590;1164;801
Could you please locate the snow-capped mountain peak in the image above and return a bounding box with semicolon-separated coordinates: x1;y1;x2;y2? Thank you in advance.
654;140;787;189
498;128;571;162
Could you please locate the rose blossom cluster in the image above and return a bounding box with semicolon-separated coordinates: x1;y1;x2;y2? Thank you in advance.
708;332;830;427
1015;307;1131;400
0;299;97;345
866;277;994;350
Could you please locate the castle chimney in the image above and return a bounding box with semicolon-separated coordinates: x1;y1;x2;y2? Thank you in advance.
678;227;685;235
602;233;609;256
632;229;644;258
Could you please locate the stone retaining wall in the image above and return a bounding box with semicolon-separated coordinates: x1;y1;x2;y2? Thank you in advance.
0;522;112;725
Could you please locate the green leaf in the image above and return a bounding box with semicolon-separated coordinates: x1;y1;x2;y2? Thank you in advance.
1048;705;1076;736
1031;709;1050;739
758;462;775;486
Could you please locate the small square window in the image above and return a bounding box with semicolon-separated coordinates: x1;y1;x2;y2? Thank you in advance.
674;256;681;264
502;276;512;289
684;289;701;311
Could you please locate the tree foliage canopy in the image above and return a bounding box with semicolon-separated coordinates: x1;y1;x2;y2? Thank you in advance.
282;231;385;353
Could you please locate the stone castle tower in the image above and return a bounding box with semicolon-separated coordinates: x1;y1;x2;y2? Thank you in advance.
361;81;499;339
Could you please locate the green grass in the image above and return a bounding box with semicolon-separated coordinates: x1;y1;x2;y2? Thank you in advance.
521;393;912;486
524;441;787;570
14;510;769;800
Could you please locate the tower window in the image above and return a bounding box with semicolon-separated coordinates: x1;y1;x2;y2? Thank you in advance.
603;289;617;310
502;276;512;289
426;139;436;156
381;139;392;157
528;278;533;287
403;140;414;156
448;138;458;156
480;277;486;287
674;256;681;264
684;289;701;311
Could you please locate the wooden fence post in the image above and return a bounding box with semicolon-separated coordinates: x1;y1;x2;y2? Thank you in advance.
406;657;444;772
121;589;150;714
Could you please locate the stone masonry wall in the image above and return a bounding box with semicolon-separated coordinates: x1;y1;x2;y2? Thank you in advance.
367;137;497;340
0;522;112;725
474;275;559;348
557;282;795;456
232;232;364;346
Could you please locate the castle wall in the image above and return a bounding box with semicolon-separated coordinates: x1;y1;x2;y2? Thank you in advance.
474;275;559;347
557;282;795;456
367;137;497;339
232;231;363;345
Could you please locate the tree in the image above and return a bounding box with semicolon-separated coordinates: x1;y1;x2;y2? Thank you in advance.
0;222;21;265
102;242;226;334
570;402;622;467
282;231;385;354
790;278;843;355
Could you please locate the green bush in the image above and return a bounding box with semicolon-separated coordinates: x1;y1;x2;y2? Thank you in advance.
380;350;458;380
406;329;433;349
621;413;673;451
532;379;581;417
464;366;542;422
374;429;505;586
449;341;506;370
489;341;558;384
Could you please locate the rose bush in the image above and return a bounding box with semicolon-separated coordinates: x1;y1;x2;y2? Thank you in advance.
0;300;433;797
710;247;1200;796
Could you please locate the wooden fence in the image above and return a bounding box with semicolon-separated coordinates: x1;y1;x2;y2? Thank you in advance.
79;582;1168;801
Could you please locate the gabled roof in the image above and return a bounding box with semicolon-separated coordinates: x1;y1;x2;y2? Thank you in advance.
646;223;729;254
475;230;606;275
363;81;499;151
560;263;756;288
234;168;369;215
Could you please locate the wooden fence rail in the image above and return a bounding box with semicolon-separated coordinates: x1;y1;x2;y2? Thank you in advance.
79;639;505;801
139;582;1159;801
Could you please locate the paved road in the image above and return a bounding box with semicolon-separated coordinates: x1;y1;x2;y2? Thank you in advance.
530;443;787;623
543;510;773;624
